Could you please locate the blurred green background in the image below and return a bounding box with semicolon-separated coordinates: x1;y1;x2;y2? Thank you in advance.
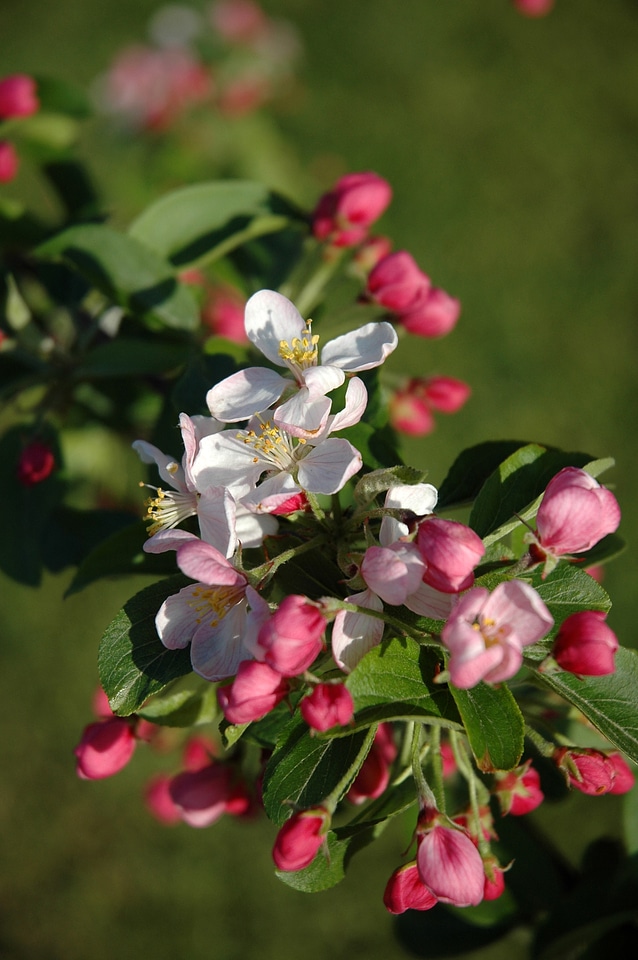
2;1;638;958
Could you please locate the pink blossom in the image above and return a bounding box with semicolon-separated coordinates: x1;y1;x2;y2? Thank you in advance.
352;235;393;274
417;517;485;594
217;660;290;724
312;172;392;247
74;717;136;780
482;856;506;901
272;807;331;871
16;439;55;486
144;774;181;825
169;763;235;827
210;0;268;44
553;610;618;676
92;686;114;719
554;748;615;796
347;724;397;804
441;580;553;689
530;467;621;569
383;862;438;914
0;140;19;183
416;813;485;907
256;595;326;676
0;74;39;118
300;683;354;732
218;74;270;116
513;0;555;17
390;384;435;436
608;753;635;795
493;761;544;816
367;251;431;313
399;286;461;338
424;376;471;413
182;735;217;771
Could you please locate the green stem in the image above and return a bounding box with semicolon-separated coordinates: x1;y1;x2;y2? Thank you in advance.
524;723;557;758
323;598;440;645
428;726;446;814
450;731;490;855
304;490;326;522
248;532;326;588
294;249;345;317
323;723;378;813
411;724;437;809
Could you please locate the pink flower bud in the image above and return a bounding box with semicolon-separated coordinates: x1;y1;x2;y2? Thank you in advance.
352;235;393;274
210;1;268;43
312;172;392;247
482;856;506;901
367;251;430;312
0;74;39;118
417;517;485;594
0;140;19;183
400;287;461;338
256;595;326;677
608;753;635;795
300;683;354;732
144;774;182;825
383;862;438;914
74;718;136;780
553;610;618;676
92;686;114;719
267;492;309;515
169;763;234;827
16;440;56;486
555;747;615;796
532;467;621;561
513;0;555;17
272;807;331;871
416;813;485;907
183;735;217;771
201;286;248;343
493;761;544;816
423;376;471;413
217;660;289;724
347;723;397;803
390;383;435;437
453;805;497;843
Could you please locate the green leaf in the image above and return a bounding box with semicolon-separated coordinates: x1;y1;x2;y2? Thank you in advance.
340;421;402;471
437;440;532;510
98;575;193;716
33;75;92;118
450;682;524;772
138;683;218;727
262;716;371;825
65;521;176;596
533;563;612;627
128;180;303;268
530;647;638;764
470;444;591;539
346;637;462;730
73;338;191;379
36;224;199;331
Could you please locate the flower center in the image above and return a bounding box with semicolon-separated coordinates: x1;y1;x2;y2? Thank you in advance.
473;616;510;647
237;417;305;471
187;584;245;628
278;320;319;379
142;485;197;535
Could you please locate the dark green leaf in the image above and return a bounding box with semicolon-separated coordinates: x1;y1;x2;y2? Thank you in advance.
340;421;402;471
450;682;524;772
98;575;193;715
65;520;177;596
138;683;218;727
262;716;371;825
470;445;591;539
530;646;638;764
352;465;428;505
33;75;92;118
128;180;303;268
171;349;246;416
533;563;612;627
437;440;533;510
74;338;191;379
346;637;461;730
43;160;101;221
36;224;199;331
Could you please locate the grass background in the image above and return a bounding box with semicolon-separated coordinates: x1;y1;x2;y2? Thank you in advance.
1;1;638;957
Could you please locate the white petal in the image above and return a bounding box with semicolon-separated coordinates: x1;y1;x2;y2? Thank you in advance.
380;482;439;545
273;388;332;438
297;438;362;494
143;528;199;554
332;589;384;673
320;321;398;372
245;289;306;366
180;413;225;488
155;587;200;649
192;433;266;498
206;367;287;422
404;582;454;620
197;486;238;558
133;439;187;492
235;505;278;546
240;472;301;513
302;364;345;398
190;602;252;680
324;377;367;434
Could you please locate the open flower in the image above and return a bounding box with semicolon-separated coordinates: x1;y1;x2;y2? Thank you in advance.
193;378;366;511
155;538;270;680
441;580;553;689
206;289;397;437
